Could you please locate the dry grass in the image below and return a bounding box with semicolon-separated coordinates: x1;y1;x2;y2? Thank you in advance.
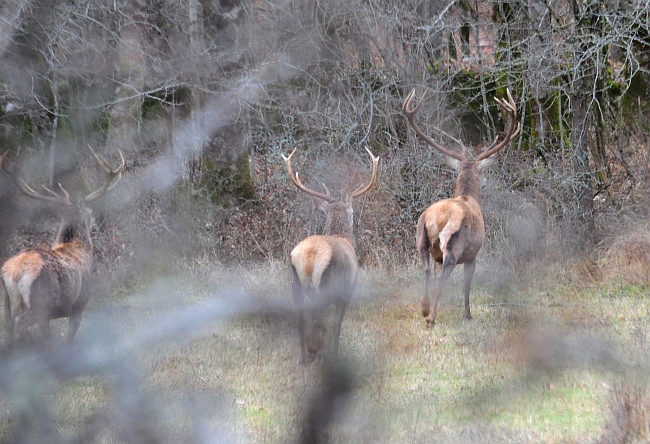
599;379;650;444
1;233;650;443
595;223;650;286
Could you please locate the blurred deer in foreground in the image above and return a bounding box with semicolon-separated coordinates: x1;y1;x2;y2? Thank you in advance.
403;88;520;327
1;146;124;345
283;147;378;364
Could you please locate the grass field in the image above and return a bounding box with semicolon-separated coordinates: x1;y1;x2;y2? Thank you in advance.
1;256;649;443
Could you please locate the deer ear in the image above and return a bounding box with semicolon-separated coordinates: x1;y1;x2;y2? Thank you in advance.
312;195;329;213
477;155;497;172
444;155;461;171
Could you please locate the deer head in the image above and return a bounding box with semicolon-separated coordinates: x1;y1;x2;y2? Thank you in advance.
402;88;520;191
282;147;379;239
1;145;124;246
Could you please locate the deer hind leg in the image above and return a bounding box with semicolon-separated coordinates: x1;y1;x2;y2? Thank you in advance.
14;309;44;343
331;299;349;358
417;226;432;318
421;256;432;318
66;311;83;343
66;293;89;343
427;254;456;328
2;284;14;347
291;265;308;365
307;307;326;363
462;259;476;321
38;318;52;341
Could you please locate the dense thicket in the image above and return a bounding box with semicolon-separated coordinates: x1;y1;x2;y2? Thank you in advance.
0;0;648;268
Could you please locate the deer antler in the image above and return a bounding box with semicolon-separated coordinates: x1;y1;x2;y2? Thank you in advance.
351;147;379;198
402;89;467;162
0;150;72;206
282;148;335;203
1;147;125;205
476;88;521;161
84;145;125;202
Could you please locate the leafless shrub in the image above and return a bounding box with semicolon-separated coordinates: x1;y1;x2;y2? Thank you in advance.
595;224;650;286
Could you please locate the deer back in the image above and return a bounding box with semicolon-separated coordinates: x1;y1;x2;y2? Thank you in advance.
418;196;485;263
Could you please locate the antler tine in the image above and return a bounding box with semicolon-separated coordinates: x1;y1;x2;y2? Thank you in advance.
402;89;426;115
88;145;125;175
41;184;70;202
0;150;72;206
84;146;125;202
494;88;517;113
281;148;303;189
402;89;466;162
88;145;111;171
282;148;334;203
351;146;379;198
477;88;521;161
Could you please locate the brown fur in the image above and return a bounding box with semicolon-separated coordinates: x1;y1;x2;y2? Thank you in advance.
417;168;487;326
403;89;519;327
323;201;354;241
291;208;358;365
0;146;123;346
283;148;378;364
453;160;483;203
8;251;43;284
2;215;94;345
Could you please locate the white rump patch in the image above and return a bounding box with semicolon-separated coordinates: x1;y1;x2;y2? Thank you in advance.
439;220;460;252
3;273;35;313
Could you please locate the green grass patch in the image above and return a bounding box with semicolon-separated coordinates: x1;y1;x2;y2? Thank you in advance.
1;261;650;443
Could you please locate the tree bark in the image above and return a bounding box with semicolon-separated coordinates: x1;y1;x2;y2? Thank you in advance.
108;0;146;158
569;0;597;250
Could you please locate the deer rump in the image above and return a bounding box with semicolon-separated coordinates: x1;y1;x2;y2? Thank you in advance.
290;235;357;363
2;243;91;339
417;196;485;265
291;235;357;294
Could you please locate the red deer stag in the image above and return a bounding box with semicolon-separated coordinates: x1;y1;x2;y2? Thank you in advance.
283;147;378;364
1;146;124;345
403;88;520;327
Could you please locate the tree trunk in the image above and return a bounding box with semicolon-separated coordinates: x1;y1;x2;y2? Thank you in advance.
108;0;146;157
188;0;203;184
569;0;597;250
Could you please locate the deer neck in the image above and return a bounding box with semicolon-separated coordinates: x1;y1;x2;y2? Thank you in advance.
453;161;482;205
324;202;354;241
55;217;93;252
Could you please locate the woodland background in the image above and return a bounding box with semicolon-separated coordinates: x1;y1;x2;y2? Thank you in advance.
0;0;649;443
